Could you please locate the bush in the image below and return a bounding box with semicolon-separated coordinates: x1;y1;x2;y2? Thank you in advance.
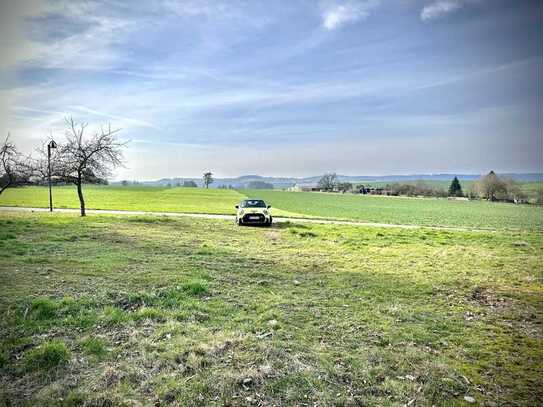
387;182;447;198
24;340;70;371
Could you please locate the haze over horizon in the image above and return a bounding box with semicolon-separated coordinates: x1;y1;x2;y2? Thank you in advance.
1;0;542;180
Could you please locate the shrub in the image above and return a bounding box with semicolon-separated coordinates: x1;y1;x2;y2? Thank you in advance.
24;340;70;371
387;182;447;198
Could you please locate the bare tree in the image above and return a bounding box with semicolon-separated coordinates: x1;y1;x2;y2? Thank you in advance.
502;178;526;203
477;171;507;201
203;171;213;189
318;173;337;192
53;117;126;216
0;135;32;195
337;182;353;193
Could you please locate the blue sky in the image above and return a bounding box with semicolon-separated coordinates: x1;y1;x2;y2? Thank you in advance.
1;0;542;179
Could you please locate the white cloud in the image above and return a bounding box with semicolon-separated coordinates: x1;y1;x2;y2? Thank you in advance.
0;0;138;71
321;0;380;30
421;1;462;21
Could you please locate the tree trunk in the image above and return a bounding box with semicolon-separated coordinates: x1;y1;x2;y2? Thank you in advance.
0;176;13;195
76;177;86;217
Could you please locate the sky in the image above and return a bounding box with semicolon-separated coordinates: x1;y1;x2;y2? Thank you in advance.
1;0;542;180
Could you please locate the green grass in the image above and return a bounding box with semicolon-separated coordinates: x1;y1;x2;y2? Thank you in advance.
0;212;541;405
246;189;543;230
0;185;302;217
23;340;71;372
2;185;543;230
81;337;107;358
0;185;245;214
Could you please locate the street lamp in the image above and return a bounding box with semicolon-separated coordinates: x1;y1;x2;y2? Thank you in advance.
47;140;57;212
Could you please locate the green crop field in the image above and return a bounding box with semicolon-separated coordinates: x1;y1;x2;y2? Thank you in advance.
0;186;243;214
1;212;542;405
0;186;302;218
2;185;543;230
246;189;543;230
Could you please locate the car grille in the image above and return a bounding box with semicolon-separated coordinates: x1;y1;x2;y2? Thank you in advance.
242;213;265;223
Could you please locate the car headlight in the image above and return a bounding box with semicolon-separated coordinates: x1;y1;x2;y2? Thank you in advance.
263;209;268;215
239;210;244;215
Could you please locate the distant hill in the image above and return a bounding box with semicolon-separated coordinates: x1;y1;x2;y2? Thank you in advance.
113;173;543;188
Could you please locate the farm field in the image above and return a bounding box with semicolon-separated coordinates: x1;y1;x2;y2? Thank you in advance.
1;212;542;405
246;189;543;230
2;186;543;230
0;186;303;218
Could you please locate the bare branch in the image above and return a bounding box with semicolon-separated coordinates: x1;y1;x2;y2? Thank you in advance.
50;117;127;215
0;134;33;195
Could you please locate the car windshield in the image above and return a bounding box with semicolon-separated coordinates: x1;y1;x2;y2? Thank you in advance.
241;200;266;208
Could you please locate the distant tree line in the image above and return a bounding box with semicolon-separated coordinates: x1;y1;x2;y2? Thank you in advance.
247;180;274;189
314;171;536;204
383;181;449;198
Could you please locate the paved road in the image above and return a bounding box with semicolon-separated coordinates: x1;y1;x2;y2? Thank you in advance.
0;206;487;232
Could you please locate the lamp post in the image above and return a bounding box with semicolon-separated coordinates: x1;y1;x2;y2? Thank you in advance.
47;140;57;212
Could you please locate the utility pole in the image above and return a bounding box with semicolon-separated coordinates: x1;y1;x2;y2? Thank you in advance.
47;140;57;212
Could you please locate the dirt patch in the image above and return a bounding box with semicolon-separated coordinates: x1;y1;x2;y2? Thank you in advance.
470;287;510;308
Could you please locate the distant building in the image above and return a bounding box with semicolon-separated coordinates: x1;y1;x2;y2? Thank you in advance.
357;185;393;196
288;183;322;192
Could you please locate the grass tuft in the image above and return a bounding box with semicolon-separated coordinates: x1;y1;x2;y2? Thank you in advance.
24;340;70;371
81;337;106;358
182;279;208;296
29;298;58;320
101;306;128;326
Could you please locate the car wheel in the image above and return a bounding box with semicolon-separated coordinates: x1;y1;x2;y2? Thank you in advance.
267;217;273;226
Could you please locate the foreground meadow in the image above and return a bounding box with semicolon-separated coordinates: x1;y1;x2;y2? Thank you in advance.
2;185;543;230
1;213;542;405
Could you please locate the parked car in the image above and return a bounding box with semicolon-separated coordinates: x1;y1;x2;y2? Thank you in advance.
235;199;272;226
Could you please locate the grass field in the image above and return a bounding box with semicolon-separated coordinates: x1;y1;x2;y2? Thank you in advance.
247;190;543;230
2;185;543;230
1;212;542;405
0;186;302;218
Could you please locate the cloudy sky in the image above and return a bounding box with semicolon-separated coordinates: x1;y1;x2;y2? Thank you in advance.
1;0;542;180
